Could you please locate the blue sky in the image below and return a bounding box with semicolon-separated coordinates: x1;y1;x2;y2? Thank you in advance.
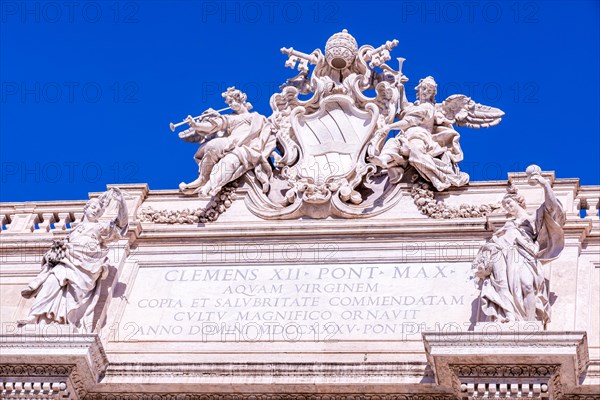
1;0;599;202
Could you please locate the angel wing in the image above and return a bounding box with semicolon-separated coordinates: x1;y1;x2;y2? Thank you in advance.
437;94;504;129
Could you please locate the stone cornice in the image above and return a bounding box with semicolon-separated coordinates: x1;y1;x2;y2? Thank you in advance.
104;361;432;379
0;334;108;385
423;330;589;399
136;218;490;239
83;394;459;400
0;334;594;398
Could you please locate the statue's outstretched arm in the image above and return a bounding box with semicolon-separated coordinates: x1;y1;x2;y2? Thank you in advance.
527;167;560;214
192;115;226;135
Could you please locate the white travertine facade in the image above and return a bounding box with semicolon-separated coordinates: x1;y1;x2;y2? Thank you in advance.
1;30;599;399
0;175;598;399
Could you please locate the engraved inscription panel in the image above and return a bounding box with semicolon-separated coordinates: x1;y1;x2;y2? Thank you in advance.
119;263;478;342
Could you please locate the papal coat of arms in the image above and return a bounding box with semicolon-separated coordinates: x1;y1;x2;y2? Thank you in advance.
170;30;504;220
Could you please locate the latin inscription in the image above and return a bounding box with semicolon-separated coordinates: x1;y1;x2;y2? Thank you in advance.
119;263;475;341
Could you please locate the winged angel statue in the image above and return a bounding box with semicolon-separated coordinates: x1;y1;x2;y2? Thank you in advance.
172;30;505;219
371;76;504;191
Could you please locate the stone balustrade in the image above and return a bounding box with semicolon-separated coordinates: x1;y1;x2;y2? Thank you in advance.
0;201;84;234
1;381;68;399
577;186;600;218
0;184;148;235
0;182;597;235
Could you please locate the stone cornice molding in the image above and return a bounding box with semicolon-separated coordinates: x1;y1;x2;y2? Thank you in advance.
422;330;589;400
103;361;432;379
0;334;108;399
0;333;595;398
137;218;491;239
84;395;459;400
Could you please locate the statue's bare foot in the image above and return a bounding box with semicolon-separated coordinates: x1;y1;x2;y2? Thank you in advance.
21;285;37;299
208;186;222;197
499;314;515;323
179;182;198;195
17;315;37;326
196;185;212;198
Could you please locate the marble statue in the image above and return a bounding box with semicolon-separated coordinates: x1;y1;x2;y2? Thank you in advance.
18;188;128;329
472;165;566;326
372;76;504;191
169;30;505;219
245;29;410;218
177;87;276;197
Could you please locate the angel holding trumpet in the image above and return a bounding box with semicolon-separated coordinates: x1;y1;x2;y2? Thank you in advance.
175;87;275;197
372;76;504;191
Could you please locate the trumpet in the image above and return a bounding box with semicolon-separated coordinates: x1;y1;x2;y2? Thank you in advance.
169;106;231;132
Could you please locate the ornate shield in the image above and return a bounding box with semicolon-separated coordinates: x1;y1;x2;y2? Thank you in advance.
289;95;378;184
